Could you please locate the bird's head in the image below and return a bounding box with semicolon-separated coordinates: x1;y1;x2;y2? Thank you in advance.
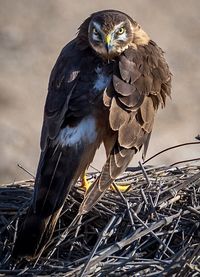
84;10;150;60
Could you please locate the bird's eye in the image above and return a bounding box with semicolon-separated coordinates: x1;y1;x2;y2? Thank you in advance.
117;27;125;35
93;28;98;35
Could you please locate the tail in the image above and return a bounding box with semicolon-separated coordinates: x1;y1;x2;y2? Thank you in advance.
12;143;93;259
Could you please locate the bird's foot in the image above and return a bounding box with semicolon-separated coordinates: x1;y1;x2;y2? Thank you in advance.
81;174;130;193
110;182;131;192
81;174;91;191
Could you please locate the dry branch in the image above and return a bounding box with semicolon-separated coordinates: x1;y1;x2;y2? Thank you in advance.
0;161;200;276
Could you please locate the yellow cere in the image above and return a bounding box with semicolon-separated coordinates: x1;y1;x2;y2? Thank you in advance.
105;34;112;45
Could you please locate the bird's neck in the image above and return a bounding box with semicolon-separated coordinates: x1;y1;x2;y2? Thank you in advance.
134;26;150;46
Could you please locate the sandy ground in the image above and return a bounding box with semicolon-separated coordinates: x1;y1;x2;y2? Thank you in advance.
0;0;200;183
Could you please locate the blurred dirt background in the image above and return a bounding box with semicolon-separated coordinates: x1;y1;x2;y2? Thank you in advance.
0;0;200;183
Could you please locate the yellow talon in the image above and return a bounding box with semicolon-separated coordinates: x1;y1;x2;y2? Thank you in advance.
82;173;130;193
110;182;131;192
81;173;91;191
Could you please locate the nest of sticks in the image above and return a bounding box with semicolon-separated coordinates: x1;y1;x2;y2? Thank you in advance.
0;142;200;276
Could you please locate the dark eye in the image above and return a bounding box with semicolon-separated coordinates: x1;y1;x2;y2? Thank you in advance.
93;28;98;35
117;27;125;35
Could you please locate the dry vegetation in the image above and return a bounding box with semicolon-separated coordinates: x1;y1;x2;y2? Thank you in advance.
0;143;200;276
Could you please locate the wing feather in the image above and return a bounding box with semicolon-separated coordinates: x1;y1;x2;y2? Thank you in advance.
105;39;172;162
109;97;130;130
40;40;81;151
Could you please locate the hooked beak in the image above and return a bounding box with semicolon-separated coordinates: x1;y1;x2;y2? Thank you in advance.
105;34;112;53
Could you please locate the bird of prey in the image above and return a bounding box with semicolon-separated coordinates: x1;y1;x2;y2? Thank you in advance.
13;10;171;259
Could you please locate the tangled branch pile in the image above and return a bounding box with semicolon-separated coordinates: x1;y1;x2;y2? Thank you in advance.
0;161;200;276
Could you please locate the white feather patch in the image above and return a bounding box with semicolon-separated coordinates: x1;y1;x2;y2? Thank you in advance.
56;116;97;147
94;66;111;92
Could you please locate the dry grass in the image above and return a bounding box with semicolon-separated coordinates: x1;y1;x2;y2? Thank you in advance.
0;145;200;276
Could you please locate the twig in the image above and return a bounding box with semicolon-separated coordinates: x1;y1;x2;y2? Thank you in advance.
85;213;180;271
143;142;200;164
17;164;35;179
138;161;152;187
132;210;175;256
112;182;135;230
79;215;117;277
170;157;200;167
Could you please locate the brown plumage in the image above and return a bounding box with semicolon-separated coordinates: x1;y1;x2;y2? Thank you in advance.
13;10;171;259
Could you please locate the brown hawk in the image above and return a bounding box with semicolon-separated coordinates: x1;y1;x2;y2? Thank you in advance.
13;10;171;258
